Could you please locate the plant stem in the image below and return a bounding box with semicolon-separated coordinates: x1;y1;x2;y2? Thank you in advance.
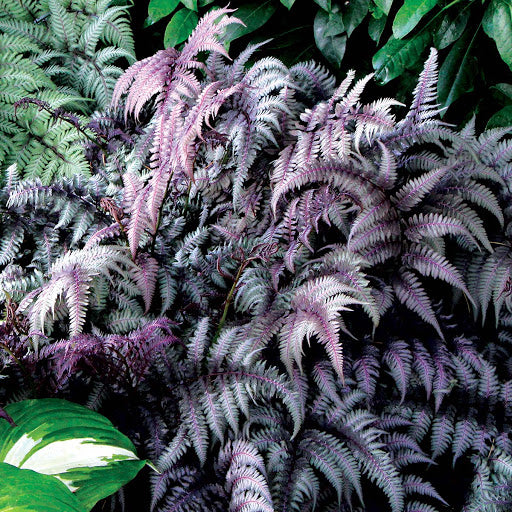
212;261;247;343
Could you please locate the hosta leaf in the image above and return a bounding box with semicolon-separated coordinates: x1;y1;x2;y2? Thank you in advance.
483;0;512;70
224;1;277;42
164;8;198;48
392;0;439;40
0;462;87;512
437;30;477;112
373;32;430;83
148;0;180;24
0;399;145;511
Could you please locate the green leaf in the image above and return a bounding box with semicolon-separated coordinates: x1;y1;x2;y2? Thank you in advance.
483;0;512;70
224;1;277;42
266;26;317;64
143;16;154;28
433;7;470;49
437;30;477;112
180;0;198;11
0;399;145;511
164;8;198;48
314;9;346;67
320;9;344;37
393;0;439;39
281;0;297;8
492;82;512;101
368;13;387;43
0;463;87;512
344;0;370;37
314;0;331;10
148;0;180;24
487;105;512;128
373;32;430;83
373;0;393;15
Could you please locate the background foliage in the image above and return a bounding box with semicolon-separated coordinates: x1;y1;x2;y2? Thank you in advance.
133;0;512;129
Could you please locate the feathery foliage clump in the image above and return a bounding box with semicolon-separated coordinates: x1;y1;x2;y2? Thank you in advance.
1;8;512;512
0;0;135;182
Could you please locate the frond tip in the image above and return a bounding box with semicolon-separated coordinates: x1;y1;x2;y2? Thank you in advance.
280;276;366;382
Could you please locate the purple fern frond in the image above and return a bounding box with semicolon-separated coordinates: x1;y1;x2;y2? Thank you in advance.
132;253;159;312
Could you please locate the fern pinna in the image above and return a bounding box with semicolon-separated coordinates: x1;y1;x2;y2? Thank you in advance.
1;7;512;512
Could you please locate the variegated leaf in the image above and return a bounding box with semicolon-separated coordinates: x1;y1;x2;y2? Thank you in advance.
0;399;145;511
0;462;87;512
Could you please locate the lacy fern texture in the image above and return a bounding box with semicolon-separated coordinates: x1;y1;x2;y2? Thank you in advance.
0;6;512;512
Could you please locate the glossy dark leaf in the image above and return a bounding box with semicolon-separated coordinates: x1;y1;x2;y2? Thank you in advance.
281;0;297;9
314;0;332;10
483;0;512;70
316;9;345;37
344;0;370;37
148;0;180;24
224;1;277;42
163;8;198;48
368;14;387;44
433;7;470;49
314;9;347;67
437;30;477;112
487;106;512;128
373;32;430;83
492;82;512;101
373;0;393;16
393;0;439;39
181;0;198;11
267;25;316;63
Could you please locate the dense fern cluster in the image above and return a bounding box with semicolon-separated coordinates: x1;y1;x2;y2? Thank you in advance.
1;7;512;512
0;0;134;182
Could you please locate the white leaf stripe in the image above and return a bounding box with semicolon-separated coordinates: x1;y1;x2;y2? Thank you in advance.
19;438;138;475
3;434;41;467
0;399;145;510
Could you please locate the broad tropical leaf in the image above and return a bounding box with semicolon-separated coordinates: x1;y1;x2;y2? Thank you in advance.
483;0;512;70
392;0;439;40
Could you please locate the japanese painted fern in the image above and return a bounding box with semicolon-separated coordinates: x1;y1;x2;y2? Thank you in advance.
1;9;512;512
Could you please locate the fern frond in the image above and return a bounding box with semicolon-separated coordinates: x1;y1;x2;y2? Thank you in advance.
402;244;473;303
132;253;159;313
384;341;412;403
280;276;364;381
393;271;443;339
393;167;447;211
